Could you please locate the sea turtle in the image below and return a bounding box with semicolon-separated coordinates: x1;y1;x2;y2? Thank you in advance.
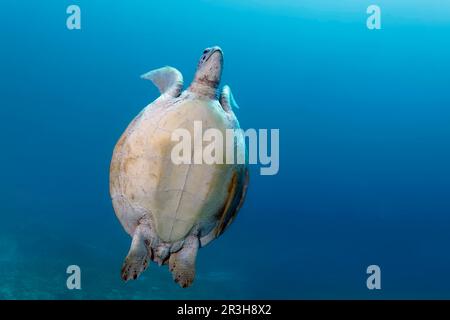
109;46;249;288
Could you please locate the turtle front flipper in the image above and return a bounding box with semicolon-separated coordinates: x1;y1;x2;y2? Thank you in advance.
121;224;152;281
141;66;183;98
220;85;239;112
169;235;199;288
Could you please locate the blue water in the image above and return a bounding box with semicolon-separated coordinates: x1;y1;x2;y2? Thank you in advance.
1;0;450;299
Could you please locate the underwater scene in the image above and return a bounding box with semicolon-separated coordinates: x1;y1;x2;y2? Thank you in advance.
1;0;450;299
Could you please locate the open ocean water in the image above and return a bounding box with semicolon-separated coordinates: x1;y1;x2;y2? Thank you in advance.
1;0;450;299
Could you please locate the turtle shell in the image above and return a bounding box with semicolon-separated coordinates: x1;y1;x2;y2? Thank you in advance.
110;94;247;244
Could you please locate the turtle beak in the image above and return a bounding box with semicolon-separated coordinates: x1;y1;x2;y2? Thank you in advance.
204;46;223;63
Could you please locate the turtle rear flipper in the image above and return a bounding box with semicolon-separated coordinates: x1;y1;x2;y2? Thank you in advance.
121;224;152;281
169;235;199;288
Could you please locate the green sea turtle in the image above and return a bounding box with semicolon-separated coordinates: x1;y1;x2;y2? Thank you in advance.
109;46;249;288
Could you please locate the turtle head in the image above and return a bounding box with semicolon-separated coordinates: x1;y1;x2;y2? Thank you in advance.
189;46;223;98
